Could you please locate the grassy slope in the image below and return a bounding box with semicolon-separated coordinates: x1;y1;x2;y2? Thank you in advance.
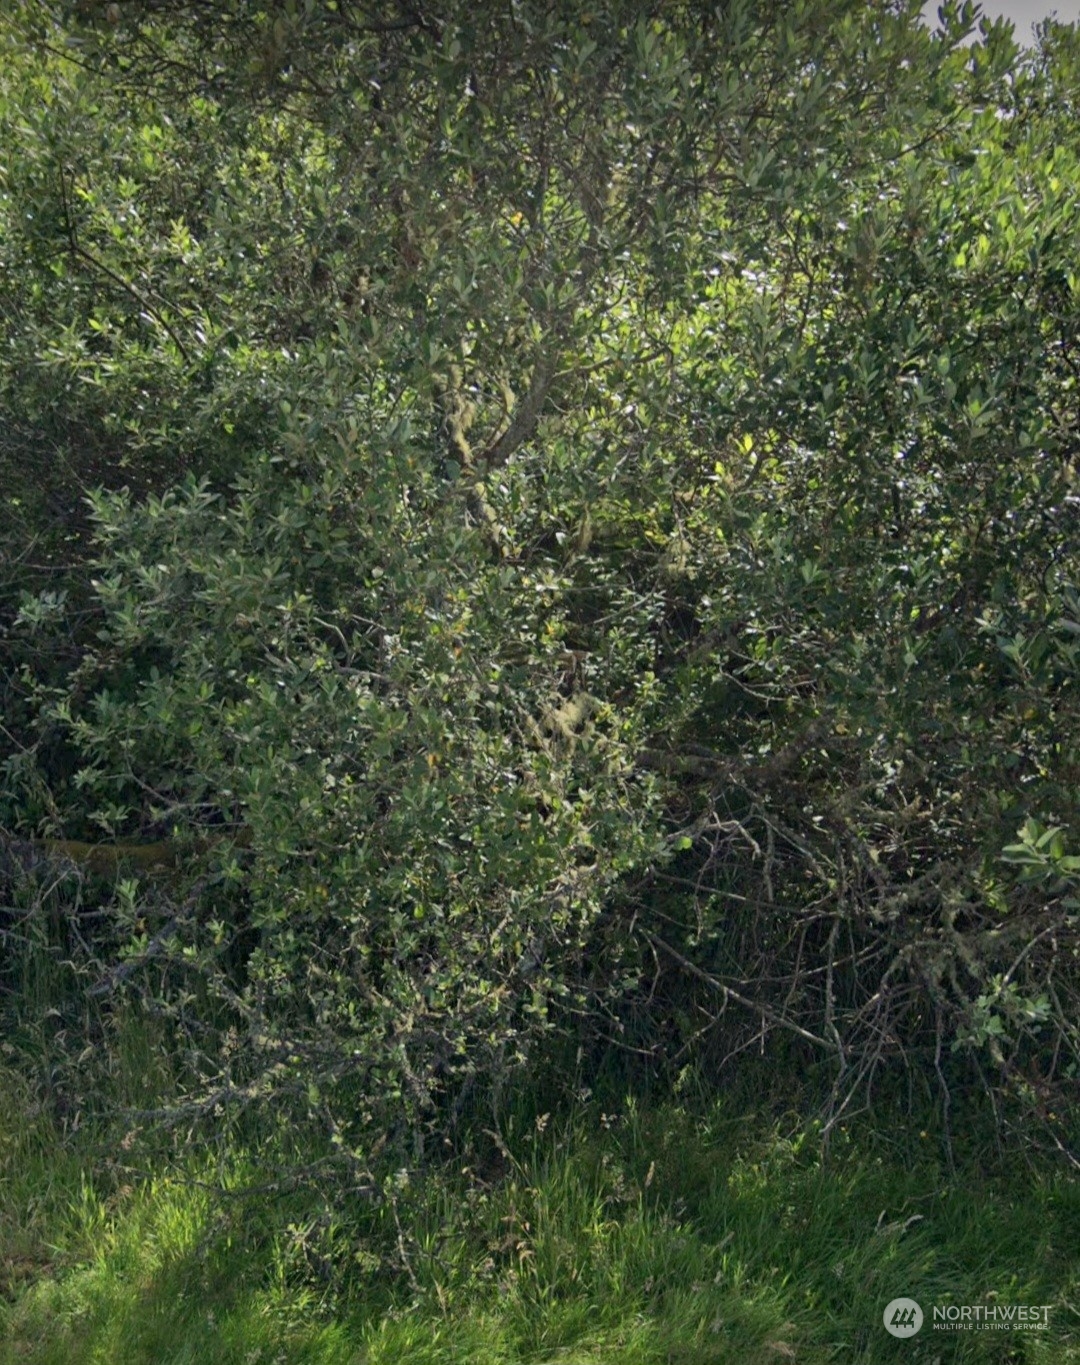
1;1068;1077;1365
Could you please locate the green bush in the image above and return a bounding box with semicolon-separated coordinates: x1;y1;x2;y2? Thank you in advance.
1;0;1078;1186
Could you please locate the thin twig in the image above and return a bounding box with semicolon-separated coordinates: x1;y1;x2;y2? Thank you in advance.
643;930;835;1052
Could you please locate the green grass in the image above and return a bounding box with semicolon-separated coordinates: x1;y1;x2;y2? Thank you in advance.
1;1074;1077;1365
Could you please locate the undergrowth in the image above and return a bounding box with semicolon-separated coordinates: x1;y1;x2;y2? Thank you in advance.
1;1060;1077;1364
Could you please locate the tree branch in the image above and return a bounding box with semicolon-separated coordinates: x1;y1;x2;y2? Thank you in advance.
643;930;836;1053
478;352;557;469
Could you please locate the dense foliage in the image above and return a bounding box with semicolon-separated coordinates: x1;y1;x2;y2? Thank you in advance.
2;0;1079;1191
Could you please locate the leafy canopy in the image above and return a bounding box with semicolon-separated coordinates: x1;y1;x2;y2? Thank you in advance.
1;0;1079;1172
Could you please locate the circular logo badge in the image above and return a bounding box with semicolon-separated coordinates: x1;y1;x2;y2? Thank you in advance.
883;1297;924;1338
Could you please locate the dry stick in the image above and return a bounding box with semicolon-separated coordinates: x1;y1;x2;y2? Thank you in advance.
933;1006;956;1177
821;1008;893;1142
71;242;192;364
642;931;835;1053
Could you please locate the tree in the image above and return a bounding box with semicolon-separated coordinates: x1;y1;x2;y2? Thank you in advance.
2;0;1078;1179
